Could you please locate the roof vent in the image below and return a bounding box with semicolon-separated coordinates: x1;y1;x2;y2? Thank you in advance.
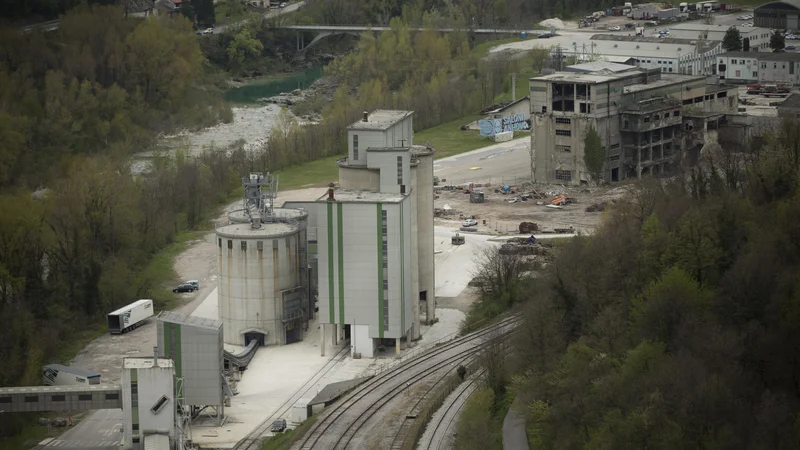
362;111;369;122
636;45;640;49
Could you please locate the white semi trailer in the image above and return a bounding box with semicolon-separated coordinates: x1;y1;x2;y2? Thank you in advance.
43;364;101;386
107;299;154;334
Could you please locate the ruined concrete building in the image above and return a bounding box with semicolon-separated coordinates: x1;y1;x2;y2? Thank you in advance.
529;65;739;185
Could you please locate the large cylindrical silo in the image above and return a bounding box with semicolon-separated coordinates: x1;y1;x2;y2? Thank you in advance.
216;222;301;347
412;145;436;323
409;158;420;340
273;207;311;322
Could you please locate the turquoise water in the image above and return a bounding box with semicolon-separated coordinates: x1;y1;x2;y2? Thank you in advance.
223;67;325;104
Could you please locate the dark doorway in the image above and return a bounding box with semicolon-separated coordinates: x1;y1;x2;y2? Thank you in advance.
285;327;301;344
244;332;265;347
611;167;619;182
344;324;351;339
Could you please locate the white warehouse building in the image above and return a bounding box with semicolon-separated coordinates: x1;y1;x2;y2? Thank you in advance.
667;23;772;51
589;34;725;76
285;110;435;358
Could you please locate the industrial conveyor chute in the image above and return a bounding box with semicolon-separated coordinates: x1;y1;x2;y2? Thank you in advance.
223;339;259;370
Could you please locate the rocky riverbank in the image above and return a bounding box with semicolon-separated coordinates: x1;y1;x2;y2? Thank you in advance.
257;75;338;121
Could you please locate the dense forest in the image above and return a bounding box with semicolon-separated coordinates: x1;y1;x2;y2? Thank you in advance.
0;4;241;405
256;16;523;170
2;0;216;26
457;125;800;448
303;0;617;27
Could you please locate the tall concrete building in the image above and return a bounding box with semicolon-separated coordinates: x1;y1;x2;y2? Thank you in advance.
530;65;738;184
285;110;435;357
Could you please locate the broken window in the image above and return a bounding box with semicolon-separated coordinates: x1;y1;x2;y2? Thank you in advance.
576;84;589;99
554;170;573;182
555;117;571;124
556;129;571;136
556;145;571;152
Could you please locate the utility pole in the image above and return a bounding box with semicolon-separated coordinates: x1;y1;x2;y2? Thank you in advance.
511;73;517;102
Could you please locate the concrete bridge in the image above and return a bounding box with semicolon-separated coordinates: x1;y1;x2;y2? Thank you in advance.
272;24;537;58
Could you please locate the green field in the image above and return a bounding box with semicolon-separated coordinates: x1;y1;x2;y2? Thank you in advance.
415;115;493;159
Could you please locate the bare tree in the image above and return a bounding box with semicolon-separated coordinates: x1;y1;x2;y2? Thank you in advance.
471;246;528;306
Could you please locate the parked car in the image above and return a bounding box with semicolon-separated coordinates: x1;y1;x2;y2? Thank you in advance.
462;219;478;227
786;45;797;50
173;283;197;293
787;34;798;40
609;25;621;31
271;419;287;433
202;27;214;35
538;32;553;39
186;280;199;289
279;2;287;7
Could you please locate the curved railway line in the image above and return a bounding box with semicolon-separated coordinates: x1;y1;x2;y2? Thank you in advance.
232;344;352;450
291;315;521;450
416;368;485;450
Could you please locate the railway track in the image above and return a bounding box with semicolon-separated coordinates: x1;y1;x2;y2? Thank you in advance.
293;315;521;450
416;368;486;450
389;352;482;450
232;344;352;450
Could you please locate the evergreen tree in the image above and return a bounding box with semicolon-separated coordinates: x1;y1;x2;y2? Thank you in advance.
771;31;786;52
723;26;742;51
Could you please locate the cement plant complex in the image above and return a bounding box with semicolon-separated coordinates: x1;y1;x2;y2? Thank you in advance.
4;6;796;447
0;110;460;450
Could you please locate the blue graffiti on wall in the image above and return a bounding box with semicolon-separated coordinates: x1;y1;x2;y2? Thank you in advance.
478;114;530;137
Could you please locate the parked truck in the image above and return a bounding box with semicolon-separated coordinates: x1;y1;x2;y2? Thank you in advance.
43;364;101;386
107;299;154;334
659;7;679;19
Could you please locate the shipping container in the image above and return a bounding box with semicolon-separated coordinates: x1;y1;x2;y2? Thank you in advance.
107;299;154;334
43;364;101;386
659;8;679;19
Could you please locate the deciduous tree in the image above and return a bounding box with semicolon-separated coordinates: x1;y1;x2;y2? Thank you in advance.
583;124;604;184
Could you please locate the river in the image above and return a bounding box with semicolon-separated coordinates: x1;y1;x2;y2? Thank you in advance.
131;67;325;174
223;66;324;105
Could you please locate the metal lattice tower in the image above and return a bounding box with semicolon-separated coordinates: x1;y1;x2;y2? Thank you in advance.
241;172;279;229
175;376;193;450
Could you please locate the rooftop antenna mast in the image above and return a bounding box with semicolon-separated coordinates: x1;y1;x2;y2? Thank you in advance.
241;172;279;229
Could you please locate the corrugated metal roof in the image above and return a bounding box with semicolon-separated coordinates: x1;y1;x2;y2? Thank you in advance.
755;0;800;11
567;61;637;73
779;92;800;108
144;433;170;450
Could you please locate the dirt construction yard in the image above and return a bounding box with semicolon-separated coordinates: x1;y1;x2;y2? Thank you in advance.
432;137;632;235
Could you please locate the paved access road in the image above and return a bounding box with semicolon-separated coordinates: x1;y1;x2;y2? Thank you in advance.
433;137;531;188
38;409;124;450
